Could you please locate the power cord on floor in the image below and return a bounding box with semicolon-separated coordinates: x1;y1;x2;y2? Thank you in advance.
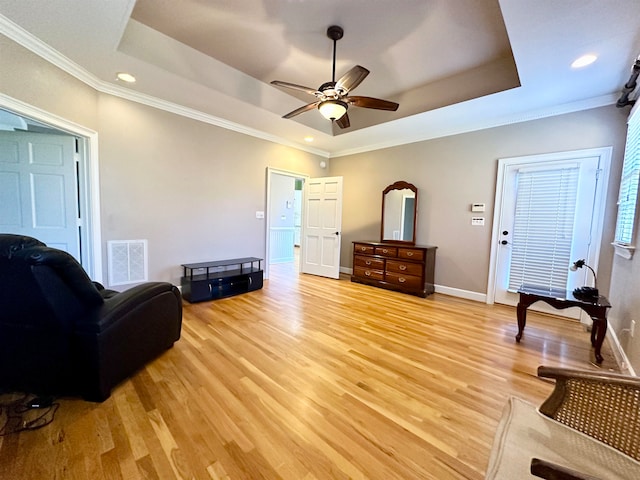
0;393;59;436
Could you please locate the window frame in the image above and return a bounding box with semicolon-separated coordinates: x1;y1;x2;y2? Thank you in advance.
613;102;640;258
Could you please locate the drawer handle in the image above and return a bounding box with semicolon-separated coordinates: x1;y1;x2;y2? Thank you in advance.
360;247;366;251
398;277;406;283
365;271;371;276
365;260;371;265
209;284;212;293
406;251;414;257
399;265;407;271
382;249;388;254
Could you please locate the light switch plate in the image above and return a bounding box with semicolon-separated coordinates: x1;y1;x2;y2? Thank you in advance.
471;203;486;212
471;217;485;226
255;211;264;219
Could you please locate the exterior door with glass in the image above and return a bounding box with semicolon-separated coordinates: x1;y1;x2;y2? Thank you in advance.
490;148;610;314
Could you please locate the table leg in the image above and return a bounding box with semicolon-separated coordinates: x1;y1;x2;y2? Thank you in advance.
516;302;527;342
592;317;607;364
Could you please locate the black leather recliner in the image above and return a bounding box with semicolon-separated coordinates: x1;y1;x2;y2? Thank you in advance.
0;234;182;401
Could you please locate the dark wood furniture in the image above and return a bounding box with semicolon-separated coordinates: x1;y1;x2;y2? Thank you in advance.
181;257;263;303
516;284;611;364
351;241;436;297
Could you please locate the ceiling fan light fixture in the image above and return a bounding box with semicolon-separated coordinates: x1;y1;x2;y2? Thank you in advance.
318;100;347;120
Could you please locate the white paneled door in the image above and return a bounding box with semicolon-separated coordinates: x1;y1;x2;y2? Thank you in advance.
301;176;343;279
0;131;79;259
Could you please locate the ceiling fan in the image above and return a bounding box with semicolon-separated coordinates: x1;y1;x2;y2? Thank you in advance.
271;25;399;129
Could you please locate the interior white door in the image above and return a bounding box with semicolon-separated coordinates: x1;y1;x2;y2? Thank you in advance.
300;176;343;279
491;149;608;314
0;131;79;258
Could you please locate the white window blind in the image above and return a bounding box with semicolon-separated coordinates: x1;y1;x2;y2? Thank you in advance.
508;165;579;291
614;106;640;245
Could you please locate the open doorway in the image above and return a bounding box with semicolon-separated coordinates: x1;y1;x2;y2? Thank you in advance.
265;168;307;280
0;99;102;280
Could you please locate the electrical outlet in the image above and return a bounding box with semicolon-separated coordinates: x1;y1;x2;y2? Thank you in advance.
631;320;636;338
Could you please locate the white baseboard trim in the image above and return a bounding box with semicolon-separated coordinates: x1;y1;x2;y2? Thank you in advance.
341;267;487;303
434;285;487;303
606;327;636;376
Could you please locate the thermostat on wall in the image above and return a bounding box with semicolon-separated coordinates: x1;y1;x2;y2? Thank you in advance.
471;203;486;212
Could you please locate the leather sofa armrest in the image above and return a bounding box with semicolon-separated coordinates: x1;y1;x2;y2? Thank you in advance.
77;282;182;332
73;282;182;401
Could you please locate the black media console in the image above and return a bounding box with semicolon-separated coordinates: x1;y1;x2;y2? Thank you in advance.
180;257;263;303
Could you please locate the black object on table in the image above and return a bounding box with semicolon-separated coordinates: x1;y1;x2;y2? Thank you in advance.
516;284;611;364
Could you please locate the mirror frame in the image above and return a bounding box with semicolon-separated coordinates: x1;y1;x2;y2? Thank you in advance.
380;180;418;245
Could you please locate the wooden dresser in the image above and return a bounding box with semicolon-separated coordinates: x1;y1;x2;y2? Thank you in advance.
351;241;437;297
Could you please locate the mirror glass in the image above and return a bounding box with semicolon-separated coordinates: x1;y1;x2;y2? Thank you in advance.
381;181;417;244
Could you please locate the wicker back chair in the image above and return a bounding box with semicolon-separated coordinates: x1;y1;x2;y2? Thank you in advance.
531;366;640;479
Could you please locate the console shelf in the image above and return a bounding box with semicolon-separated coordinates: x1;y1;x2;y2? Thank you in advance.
181;257;263;303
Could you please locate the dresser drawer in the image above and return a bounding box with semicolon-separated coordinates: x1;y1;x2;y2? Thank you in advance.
398;248;424;261
354;243;375;255
354;255;385;269
374;245;397;257
386;260;423;277
354;266;384;281
385;271;423;289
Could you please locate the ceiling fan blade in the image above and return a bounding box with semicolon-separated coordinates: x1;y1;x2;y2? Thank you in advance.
348;96;399;111
336;113;350;129
282;101;321;119
335;65;369;93
270;80;318;96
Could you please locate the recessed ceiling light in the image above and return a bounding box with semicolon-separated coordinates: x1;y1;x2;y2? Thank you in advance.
304;136;314;143
571;54;597;68
116;72;136;83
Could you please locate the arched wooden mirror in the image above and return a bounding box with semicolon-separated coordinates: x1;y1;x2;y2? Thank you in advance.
381;181;417;245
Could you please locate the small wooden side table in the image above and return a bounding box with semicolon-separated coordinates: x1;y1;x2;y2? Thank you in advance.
516;284;611;364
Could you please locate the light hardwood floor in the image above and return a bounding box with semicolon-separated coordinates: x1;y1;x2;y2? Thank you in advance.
0;261;618;480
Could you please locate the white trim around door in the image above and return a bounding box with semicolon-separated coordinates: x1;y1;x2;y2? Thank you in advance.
0;93;103;281
487;146;611;313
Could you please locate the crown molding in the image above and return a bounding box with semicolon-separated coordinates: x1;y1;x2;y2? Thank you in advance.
98;82;330;157
329;93;618;158
1;13;617;161
0;14;102;90
0;14;330;158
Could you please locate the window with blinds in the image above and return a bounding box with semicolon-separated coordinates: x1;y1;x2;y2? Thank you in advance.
508;165;579;291
614;106;640;246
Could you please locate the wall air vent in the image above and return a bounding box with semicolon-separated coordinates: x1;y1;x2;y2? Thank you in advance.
107;239;148;286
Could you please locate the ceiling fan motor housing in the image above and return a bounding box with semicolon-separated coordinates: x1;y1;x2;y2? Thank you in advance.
327;25;344;41
271;24;398;128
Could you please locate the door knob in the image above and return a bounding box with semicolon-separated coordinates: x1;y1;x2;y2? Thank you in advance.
501;240;508;245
